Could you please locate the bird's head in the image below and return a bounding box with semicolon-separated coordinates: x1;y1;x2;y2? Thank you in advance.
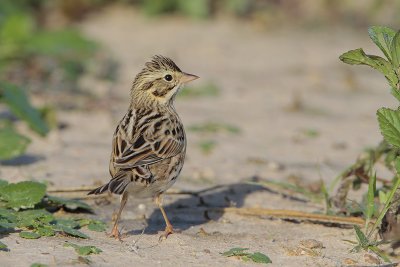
131;55;199;106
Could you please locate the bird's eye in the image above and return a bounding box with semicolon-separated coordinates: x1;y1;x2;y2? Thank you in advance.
164;74;173;81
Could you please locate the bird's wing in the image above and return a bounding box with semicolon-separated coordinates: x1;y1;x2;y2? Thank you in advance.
112;113;185;169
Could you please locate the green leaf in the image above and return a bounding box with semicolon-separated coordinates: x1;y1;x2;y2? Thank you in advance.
354;225;369;248
55;225;89;239
178;0;210;18
365;173;376;222
221;247;250;257
368;26;396;61
339;49;398;88
0;81;49;136
76;218;107;232
378;190;388;205
390;87;400;103
86;220;107;232
27;30;97;59
0;181;46;210
0;241;7;250
246;252;272;264
30;263;49;267
36;225;55;237
0;14;34;60
64;242;102;255
46;195;93;212
0;179;9;187
0;127;30;160
377;108;400;148
19;231;41;239
395;157;400;174
54;218;80;229
0;208;17;229
0;218;16;230
391;30;400;70
16;209;54;228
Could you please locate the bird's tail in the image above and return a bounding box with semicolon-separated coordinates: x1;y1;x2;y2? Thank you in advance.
87;183;109;195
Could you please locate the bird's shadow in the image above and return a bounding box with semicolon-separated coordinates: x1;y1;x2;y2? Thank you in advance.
127;182;306;235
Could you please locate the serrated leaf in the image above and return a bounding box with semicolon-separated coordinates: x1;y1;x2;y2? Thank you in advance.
0;81;49;136
0;241;7;250
0;127;30;160
247;252;272;264
377;108;400;148
391;30;400;69
0;181;46;210
55;225;89;239
64;242;102;255
354;225;369;247
339;49;398;88
46;195;93;212
368;26;396;61
221;247;250;257
19;231;41;239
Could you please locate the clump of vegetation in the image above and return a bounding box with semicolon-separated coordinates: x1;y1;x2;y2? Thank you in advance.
0;1;116;161
221;247;272;264
337;26;400;260
0;180;106;251
0;1;99;92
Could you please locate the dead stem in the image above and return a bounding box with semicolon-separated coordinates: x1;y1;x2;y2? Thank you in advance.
210;207;365;226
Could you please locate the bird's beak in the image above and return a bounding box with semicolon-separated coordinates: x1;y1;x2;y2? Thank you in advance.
181;72;199;84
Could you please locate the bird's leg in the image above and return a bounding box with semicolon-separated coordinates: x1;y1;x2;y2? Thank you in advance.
110;191;128;241
155;194;174;240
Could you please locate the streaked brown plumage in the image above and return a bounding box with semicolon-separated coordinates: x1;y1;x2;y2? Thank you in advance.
88;55;198;239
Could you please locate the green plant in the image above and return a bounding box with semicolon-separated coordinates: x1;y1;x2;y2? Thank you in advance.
0;180;106;250
0;81;49;160
0;7;98;91
221;247;272;264
64;242;102;256
339;26;400;260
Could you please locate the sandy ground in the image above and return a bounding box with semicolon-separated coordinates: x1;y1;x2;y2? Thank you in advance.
1;5;398;267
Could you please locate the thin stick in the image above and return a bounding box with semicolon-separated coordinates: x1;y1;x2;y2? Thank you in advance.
209;207;365;226
47;185;99;193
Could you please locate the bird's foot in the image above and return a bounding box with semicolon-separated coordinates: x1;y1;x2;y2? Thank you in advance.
108;226;126;241
158;225;180;241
